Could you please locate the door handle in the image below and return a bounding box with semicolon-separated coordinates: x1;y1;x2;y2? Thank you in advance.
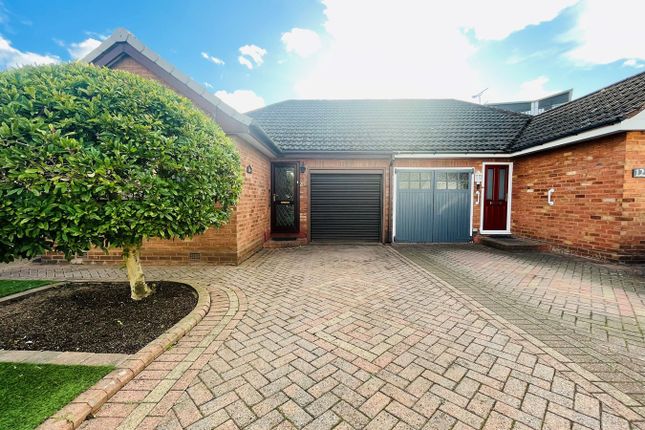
547;188;555;206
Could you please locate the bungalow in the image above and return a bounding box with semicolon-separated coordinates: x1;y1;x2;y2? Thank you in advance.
78;28;645;264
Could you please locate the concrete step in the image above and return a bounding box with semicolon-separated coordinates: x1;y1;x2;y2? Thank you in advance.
263;237;307;249
479;235;546;252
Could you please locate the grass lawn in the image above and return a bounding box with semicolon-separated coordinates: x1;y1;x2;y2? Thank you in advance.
0;280;53;298
0;362;113;430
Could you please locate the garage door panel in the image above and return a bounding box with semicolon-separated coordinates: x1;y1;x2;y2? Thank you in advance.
396;170;471;243
396;189;433;242
433;190;471;242
310;173;382;242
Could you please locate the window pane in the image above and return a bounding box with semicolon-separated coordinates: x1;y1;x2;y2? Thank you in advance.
435;172;446;190
459;172;469;189
498;168;507;200
409;180;420;189
400;180;409;189
420;172;432;189
486;168;494;200
447;172;458;189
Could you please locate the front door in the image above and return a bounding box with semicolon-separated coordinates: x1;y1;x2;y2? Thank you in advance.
271;163;299;233
483;165;509;231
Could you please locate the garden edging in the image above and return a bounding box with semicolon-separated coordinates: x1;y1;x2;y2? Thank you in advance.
38;281;211;430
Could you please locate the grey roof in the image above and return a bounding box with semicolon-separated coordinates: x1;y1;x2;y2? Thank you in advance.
511;71;645;151
247;99;530;153
82;29;645;156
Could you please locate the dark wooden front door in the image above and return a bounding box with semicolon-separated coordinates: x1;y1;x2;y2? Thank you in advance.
483;165;509;231
271;163;299;233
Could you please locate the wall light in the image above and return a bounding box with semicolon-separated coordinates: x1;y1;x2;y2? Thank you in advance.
474;170;483;185
246;165;253;174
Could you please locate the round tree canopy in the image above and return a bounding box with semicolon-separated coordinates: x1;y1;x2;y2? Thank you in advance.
0;63;242;262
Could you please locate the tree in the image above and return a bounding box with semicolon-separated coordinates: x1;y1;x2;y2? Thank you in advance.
0;64;242;299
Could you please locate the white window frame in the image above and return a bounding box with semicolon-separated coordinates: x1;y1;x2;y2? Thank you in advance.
479;161;513;235
393;167;475;242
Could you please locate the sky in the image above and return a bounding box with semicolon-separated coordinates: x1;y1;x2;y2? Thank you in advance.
0;0;644;113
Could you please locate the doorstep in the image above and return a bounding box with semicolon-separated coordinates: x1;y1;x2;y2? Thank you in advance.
479;235;547;252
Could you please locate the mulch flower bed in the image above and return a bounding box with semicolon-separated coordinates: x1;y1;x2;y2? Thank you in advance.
0;282;197;354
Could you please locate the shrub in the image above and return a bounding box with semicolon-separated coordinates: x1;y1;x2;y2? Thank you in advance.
0;63;243;299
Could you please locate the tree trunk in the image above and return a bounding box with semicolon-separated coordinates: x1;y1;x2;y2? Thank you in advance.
124;246;153;300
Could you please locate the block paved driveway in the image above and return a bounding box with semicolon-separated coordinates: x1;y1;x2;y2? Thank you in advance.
2;245;645;429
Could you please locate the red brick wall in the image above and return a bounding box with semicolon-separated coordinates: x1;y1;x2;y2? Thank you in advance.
234;138;271;262
622;131;645;261
511;133;638;261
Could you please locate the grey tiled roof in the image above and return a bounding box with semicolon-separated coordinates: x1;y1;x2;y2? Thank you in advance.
247;99;530;153
510;71;645;151
248;72;645;154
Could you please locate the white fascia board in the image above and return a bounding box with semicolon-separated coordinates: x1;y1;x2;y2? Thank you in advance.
395;153;509;159
395;110;645;160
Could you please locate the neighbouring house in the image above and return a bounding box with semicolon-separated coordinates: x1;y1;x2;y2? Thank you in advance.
488;90;572;115
67;28;643;264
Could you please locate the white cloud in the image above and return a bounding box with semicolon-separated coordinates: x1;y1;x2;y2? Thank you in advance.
516;76;553;100
238;44;266;69
623;59;644;69
281;28;322;58
201;51;225;65
67;37;101;60
565;0;645;65
215;89;265;113
484;76;559;104
459;0;578;40
0;35;59;69
295;0;577;100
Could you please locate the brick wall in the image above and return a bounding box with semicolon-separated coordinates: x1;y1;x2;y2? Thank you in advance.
234;138;271;262
511;133;641;261
112;56;165;84
622;131;645;261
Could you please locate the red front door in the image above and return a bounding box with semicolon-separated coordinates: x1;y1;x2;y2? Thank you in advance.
483;165;509;231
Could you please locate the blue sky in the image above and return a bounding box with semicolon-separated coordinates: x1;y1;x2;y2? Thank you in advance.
0;0;643;112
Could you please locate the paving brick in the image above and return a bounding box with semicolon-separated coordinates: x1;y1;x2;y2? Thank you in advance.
11;245;645;429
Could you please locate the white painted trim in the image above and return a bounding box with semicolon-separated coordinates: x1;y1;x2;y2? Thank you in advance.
395;153;509;159
480;162;513;235
394;167;476;170
392;167;474;242
394;110;645;160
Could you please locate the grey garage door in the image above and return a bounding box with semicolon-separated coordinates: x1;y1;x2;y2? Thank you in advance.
310;173;382;241
395;170;471;243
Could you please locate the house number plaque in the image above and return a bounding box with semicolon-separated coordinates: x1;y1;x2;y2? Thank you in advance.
633;168;645;178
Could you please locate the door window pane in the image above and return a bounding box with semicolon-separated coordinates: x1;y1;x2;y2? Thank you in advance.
398;172;409;189
498;168;507;200
447;172;458;189
409;172;420;189
486;168;494;200
275;166;295;200
420;172;432;189
435;172;446;189
458;172;469;189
